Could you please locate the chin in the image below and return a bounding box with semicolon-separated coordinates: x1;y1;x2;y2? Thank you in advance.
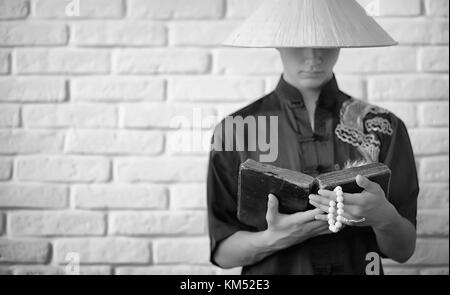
297;77;327;89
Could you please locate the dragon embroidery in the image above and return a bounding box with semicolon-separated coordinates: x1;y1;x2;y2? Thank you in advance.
335;98;392;163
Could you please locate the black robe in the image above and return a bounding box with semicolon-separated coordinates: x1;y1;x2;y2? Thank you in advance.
206;74;419;275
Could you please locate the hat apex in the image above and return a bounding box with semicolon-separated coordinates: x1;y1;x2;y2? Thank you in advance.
224;0;397;48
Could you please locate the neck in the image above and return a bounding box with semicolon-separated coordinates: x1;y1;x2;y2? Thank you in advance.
283;72;334;103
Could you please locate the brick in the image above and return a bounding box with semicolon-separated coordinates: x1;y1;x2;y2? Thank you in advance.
419;157;449;182
419;47;450;72
0;22;67;46
128;0;224;19
12;266;64;275
335;47;417;73
110;211;206;235
375;102;417;128
170;184;206;209
407;239;449;265
418;183;449;209
71;77;164;101
9;211;105;236
0;157;12;180
116;265;216;275
73;21;166;46
66;130;163;155
0;212;4;235
170;21;238;46
417;210;449;236
409;128;449;155
0;267;11;275
0;0;29;19
12;265;111;275
0;51;10;73
73;184;168;209
0;239;50;263
115;157;207;182
34;0;123;18
0;184;68;209
377;19;448;45
213;49;281;74
0;104;20;127
153;238;209;264
333;76;367;99
419;102;449;127
0;77;66;102
420;267;450;275
384;267;420;275
226;0;261;18
22;104;117;128
166;130;211;155
216;102;254;120
368;75;449;101
17;156;111;182
216;267;243;275
425;0;449;16
15;49;110;74
170;77;265;101
122;104;216;129
54;238;151;264
358;0;422;16
115;49;210;74
0;130;64;154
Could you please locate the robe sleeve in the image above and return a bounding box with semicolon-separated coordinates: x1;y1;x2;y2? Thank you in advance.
206;124;254;266
378;115;419;228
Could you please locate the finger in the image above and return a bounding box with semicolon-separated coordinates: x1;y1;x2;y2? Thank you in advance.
314;214;328;222
309;194;330;206
317;189;364;206
308;200;329;213
288;208;323;223
316;189;335;200
356;175;382;195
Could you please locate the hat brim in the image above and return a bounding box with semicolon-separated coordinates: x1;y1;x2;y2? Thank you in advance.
223;0;398;48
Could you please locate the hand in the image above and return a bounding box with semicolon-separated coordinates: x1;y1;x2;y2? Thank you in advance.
308;175;396;229
263;193;331;249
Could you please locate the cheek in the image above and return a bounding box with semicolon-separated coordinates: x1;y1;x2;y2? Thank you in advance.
323;51;340;69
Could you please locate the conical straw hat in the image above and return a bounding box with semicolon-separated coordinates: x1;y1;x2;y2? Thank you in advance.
224;0;397;48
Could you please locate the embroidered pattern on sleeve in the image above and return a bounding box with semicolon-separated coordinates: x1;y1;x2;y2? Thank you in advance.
335;98;392;163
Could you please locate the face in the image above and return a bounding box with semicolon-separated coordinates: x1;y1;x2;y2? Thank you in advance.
277;48;340;89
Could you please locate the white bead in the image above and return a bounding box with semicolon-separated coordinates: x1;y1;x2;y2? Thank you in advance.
329;207;336;213
336;190;344;197
337;202;344;209
328;219;335;225
336;196;344;203
335;222;343;229
328;213;334;219
329;200;336;207
337;208;344;215
334;186;342;192
336;215;344;222
329;225;336;232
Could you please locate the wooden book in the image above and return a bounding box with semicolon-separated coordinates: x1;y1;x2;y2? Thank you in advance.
237;159;391;231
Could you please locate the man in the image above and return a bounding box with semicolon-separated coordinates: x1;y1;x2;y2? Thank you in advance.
207;0;418;275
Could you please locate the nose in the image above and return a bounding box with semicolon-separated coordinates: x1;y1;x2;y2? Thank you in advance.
303;48;323;66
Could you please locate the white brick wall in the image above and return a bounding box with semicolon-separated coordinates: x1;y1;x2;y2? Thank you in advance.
0;0;448;276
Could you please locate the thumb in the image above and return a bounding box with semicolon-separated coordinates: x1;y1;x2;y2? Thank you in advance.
356;175;381;194
266;194;279;222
